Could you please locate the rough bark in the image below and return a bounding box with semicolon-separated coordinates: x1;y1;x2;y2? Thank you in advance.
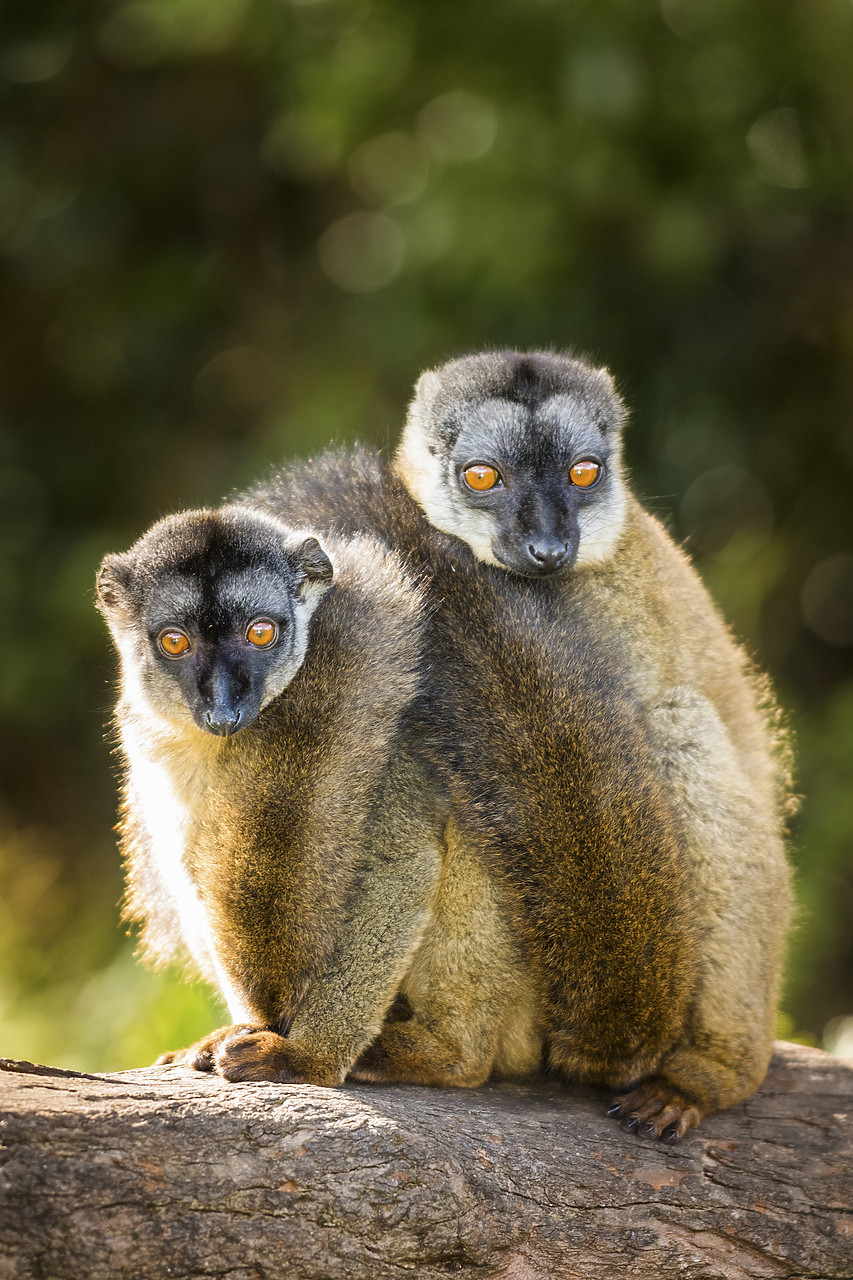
0;1042;850;1280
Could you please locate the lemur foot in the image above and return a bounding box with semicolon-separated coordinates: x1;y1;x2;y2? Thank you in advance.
216;1027;344;1086
213;1028;303;1082
157;1025;341;1085
607;1076;702;1142
155;1024;258;1072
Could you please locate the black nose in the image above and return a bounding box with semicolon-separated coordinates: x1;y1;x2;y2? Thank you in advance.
204;709;242;736
526;542;570;572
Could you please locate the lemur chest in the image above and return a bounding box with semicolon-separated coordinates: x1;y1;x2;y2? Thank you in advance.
127;728;220;854
123;729;221;954
124;732;261;1022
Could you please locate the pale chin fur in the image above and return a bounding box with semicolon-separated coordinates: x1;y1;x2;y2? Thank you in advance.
394;419;628;572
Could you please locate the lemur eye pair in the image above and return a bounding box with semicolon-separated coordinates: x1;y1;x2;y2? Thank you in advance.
461;460;602;492
157;619;278;659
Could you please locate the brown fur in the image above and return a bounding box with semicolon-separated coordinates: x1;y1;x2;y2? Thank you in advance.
574;501;793;1119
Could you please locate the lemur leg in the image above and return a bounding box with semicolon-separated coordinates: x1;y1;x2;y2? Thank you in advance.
612;689;791;1140
350;819;543;1088
160;750;447;1086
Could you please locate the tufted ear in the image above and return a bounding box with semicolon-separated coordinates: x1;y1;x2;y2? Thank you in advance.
296;536;334;584
96;553;134;612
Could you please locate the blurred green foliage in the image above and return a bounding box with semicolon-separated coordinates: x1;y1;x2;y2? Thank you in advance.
0;0;851;1070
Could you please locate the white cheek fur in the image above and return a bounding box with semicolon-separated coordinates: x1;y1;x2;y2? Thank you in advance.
573;476;628;567
112;628;195;730
260;574;330;709
395;429;501;565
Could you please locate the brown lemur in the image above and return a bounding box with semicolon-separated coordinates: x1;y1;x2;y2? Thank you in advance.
243;350;793;1141
96;504;461;1086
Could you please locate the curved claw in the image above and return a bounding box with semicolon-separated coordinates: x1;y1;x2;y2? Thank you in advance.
608;1076;703;1142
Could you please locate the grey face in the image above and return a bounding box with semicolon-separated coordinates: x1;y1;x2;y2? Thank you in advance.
398;351;628;577
97;510;333;735
140;566;306;735
447;393;614;576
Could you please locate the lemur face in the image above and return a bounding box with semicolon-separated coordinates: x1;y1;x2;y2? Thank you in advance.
395;351;628;576
97;509;333;735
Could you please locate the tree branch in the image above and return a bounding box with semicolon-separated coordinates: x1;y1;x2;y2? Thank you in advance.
1;1041;851;1278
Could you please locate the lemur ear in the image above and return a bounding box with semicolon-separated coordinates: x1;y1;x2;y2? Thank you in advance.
412;369;441;411
593;366;627;433
96;554;134;610
296;537;334;585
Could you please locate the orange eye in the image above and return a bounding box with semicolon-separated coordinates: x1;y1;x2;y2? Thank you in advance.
159;629;191;658
463;464;501;492
569;459;601;488
246;618;278;648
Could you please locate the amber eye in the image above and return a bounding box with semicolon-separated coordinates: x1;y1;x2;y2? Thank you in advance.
246;618;278;648
462;464;502;492
569;459;602;488
158;629;191;658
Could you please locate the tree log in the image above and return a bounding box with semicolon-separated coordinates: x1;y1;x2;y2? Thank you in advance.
0;1042;850;1279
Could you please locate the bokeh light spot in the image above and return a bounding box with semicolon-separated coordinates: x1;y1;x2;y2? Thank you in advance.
263;112;345;180
193;347;280;416
801;554;853;647
824;1015;853;1060
747;107;809;189
681;465;775;558
317;212;405;292
416;91;497;163
566;46;643;119
98;0;249;67
348;132;429;206
1;37;72;84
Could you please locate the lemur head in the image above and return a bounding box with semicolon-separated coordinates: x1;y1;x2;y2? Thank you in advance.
394;350;628;576
97;506;333;736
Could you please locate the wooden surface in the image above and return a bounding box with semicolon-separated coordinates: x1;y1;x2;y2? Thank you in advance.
1;1041;851;1279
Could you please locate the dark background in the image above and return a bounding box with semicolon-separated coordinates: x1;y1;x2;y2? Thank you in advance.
1;0;851;1069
